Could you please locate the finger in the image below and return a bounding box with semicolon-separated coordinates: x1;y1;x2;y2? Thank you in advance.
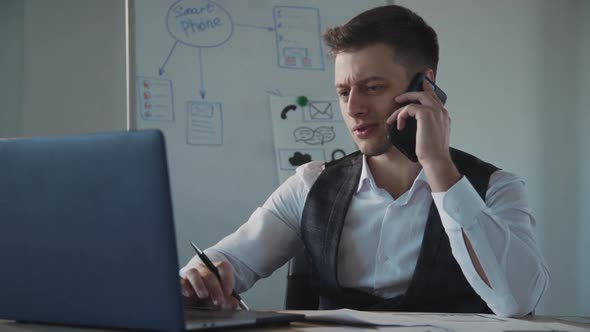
422;79;444;106
422;78;435;95
216;261;235;297
441;106;450;118
180;277;196;297
395;91;422;105
222;296;240;310
185;268;209;299
395;91;437;107
397;104;423;129
396;106;413;130
199;268;226;307
386;108;402;125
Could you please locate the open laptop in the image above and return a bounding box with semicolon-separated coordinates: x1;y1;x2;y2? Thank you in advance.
0;130;304;331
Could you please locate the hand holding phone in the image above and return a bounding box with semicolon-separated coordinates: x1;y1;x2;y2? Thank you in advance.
388;73;447;162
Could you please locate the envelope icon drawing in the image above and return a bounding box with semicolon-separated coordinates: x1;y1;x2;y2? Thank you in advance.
308;102;333;120
192;103;214;118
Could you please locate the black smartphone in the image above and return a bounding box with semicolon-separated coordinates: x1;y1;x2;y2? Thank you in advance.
388;73;448;162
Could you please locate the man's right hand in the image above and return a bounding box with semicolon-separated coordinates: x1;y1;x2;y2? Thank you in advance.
179;259;239;310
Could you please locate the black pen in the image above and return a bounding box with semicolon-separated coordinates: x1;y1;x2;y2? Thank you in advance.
189;241;250;311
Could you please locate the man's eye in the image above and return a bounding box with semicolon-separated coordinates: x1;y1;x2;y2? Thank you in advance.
337;90;350;97
366;85;384;92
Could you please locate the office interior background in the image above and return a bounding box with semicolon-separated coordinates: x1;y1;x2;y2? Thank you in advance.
0;0;588;316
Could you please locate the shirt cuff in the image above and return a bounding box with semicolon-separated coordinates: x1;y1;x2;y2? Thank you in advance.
431;176;487;231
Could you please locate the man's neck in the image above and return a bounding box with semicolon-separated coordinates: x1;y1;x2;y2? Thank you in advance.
366;149;422;200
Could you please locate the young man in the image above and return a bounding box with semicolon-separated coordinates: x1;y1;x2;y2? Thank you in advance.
179;5;549;317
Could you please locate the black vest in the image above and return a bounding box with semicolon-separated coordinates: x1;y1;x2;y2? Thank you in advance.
299;148;498;312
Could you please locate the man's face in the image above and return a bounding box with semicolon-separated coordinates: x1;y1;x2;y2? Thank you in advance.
334;43;411;157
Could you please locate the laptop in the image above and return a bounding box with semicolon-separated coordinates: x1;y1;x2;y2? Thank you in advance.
0;130;304;331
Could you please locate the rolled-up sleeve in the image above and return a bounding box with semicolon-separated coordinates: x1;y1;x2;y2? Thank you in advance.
204;207;305;292
180;161;323;293
432;171;550;317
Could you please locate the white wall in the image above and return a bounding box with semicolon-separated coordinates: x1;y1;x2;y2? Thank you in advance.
398;0;586;315
577;0;590;315
21;0;127;136
0;0;24;137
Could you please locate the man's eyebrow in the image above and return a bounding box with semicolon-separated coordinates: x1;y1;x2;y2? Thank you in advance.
358;76;388;84
336;76;388;88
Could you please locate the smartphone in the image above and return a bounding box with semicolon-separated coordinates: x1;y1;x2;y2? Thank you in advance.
388;73;448;162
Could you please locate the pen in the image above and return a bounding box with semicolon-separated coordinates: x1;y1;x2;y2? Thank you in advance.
189;241;250;311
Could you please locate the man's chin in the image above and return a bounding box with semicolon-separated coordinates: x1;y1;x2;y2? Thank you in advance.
358;143;393;157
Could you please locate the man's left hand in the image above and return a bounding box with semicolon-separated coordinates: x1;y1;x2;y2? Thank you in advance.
386;78;460;192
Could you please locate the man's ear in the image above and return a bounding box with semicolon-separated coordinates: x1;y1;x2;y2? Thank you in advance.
424;68;436;82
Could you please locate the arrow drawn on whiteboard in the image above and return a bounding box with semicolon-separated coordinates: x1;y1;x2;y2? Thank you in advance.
236;23;275;31
265;88;283;97
198;47;206;99
159;41;178;76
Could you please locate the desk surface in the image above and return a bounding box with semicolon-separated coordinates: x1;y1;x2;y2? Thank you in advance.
1;314;589;332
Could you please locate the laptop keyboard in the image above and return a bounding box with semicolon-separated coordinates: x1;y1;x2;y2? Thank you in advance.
184;308;244;320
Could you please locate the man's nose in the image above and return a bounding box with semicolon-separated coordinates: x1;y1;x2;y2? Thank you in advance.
346;89;367;117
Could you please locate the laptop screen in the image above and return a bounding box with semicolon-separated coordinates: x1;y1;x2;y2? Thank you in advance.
0;130;185;331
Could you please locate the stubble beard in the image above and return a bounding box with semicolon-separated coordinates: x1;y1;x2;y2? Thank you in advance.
357;137;392;157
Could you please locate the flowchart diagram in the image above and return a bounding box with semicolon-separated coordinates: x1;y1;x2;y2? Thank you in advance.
137;0;325;146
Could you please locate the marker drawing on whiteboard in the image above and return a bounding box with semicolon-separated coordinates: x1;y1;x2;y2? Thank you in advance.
281;105;297;119
296;95;309;107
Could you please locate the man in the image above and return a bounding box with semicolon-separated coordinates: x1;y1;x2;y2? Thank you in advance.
179;5;549;317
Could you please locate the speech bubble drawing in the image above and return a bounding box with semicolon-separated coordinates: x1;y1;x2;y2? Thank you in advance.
294;127;314;142
315;126;335;144
294;126;335;145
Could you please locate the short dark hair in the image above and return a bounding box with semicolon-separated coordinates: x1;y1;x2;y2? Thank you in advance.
323;5;439;73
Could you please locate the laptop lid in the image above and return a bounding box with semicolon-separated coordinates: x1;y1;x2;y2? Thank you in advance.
0;130;185;331
0;130;305;331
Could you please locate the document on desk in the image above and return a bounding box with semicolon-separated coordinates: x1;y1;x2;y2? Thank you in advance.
283;310;590;332
284;308;426;326
394;313;590;332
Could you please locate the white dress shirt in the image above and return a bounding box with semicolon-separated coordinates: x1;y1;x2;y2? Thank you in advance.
180;155;550;317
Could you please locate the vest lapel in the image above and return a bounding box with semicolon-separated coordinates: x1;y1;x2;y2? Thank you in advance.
301;152;362;294
402;202;444;299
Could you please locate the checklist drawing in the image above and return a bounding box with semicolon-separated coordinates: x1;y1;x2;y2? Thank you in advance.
137;77;174;122
273;6;324;71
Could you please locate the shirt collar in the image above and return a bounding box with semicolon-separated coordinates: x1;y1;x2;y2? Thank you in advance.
356;154;429;194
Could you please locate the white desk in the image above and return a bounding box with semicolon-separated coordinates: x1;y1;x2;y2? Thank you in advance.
1;314;589;331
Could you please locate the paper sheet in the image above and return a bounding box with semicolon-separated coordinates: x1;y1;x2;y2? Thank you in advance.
282;310;590;332
284;309;430;326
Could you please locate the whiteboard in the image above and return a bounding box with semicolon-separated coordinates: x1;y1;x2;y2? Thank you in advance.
269;95;356;183
131;0;386;308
